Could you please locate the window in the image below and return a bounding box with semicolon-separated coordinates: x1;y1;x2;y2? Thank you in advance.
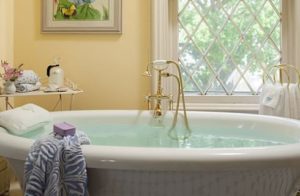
178;0;281;96
151;0;299;112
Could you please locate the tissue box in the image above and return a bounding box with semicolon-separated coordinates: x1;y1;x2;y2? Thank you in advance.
54;122;76;136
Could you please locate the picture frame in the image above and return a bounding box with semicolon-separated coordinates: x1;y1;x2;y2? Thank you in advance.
42;0;122;33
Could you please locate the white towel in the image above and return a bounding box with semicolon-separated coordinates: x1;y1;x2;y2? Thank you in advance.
15;70;39;85
259;84;285;116
295;84;300;119
0;104;52;135
282;84;290;118
260;84;282;108
288;83;300;120
15;82;41;93
259;83;294;118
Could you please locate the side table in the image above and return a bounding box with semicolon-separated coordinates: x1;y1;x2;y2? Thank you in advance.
0;87;83;111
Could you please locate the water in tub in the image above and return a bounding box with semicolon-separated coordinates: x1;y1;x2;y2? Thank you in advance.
19;113;293;148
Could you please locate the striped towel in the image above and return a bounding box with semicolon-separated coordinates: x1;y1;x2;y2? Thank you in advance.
23;134;89;196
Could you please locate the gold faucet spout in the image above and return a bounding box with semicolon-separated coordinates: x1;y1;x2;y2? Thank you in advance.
153;101;162;117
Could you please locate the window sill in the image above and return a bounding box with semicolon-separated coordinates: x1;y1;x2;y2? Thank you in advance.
183;103;259;113
182;95;260;113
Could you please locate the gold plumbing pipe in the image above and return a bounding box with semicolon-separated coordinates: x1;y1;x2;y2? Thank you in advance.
166;60;190;132
162;73;191;140
144;62;173;117
162;72;180;129
143;60;191;141
153;70;163;117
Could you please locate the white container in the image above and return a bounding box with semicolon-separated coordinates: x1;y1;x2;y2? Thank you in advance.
47;65;64;89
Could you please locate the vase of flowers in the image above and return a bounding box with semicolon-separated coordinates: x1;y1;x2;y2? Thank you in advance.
0;61;23;94
4;80;16;94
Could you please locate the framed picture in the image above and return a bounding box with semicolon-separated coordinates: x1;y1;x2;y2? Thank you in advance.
42;0;122;33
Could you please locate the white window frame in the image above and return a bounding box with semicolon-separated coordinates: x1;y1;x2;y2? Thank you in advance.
151;0;300;113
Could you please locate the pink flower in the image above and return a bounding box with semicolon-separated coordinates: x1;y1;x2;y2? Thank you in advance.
0;61;23;81
1;61;10;70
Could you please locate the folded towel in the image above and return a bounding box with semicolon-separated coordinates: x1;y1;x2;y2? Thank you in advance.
294;84;300;119
15;82;41;93
15;70;39;85
282;84;290;118
0;104;52;135
24;134;88;196
259;84;285;116
259;84;284;115
260;84;283;108
288;83;300;120
259;84;292;118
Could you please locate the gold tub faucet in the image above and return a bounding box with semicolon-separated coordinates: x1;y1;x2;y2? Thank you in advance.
143;60;191;140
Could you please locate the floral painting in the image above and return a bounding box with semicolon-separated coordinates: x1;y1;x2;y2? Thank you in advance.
53;0;109;21
42;0;121;33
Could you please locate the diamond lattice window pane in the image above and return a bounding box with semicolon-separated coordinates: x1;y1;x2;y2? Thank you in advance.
179;2;202;34
193;22;215;53
178;0;282;95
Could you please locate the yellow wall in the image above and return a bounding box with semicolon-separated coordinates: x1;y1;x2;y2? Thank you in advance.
14;0;150;110
0;0;14;111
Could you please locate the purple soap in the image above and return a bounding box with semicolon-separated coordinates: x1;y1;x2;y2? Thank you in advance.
53;122;76;136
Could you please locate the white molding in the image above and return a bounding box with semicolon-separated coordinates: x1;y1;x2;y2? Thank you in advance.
151;0;169;94
182;103;259;113
151;0;176;100
185;95;259;103
151;0;170;61
183;95;259;113
282;0;300;82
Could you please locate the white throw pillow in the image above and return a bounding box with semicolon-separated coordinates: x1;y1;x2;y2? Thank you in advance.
0;104;52;135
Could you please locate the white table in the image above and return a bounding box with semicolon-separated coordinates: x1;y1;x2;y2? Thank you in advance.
0;87;83;111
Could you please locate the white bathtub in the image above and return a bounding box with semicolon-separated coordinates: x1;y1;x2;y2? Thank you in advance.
1;110;300;196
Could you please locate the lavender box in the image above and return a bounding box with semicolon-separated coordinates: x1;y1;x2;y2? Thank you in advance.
53;122;76;136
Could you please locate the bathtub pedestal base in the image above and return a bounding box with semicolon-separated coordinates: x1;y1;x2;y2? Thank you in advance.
6;159;300;196
87;168;300;196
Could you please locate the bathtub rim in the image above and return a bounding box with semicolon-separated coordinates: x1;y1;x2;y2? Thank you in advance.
1;110;300;171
